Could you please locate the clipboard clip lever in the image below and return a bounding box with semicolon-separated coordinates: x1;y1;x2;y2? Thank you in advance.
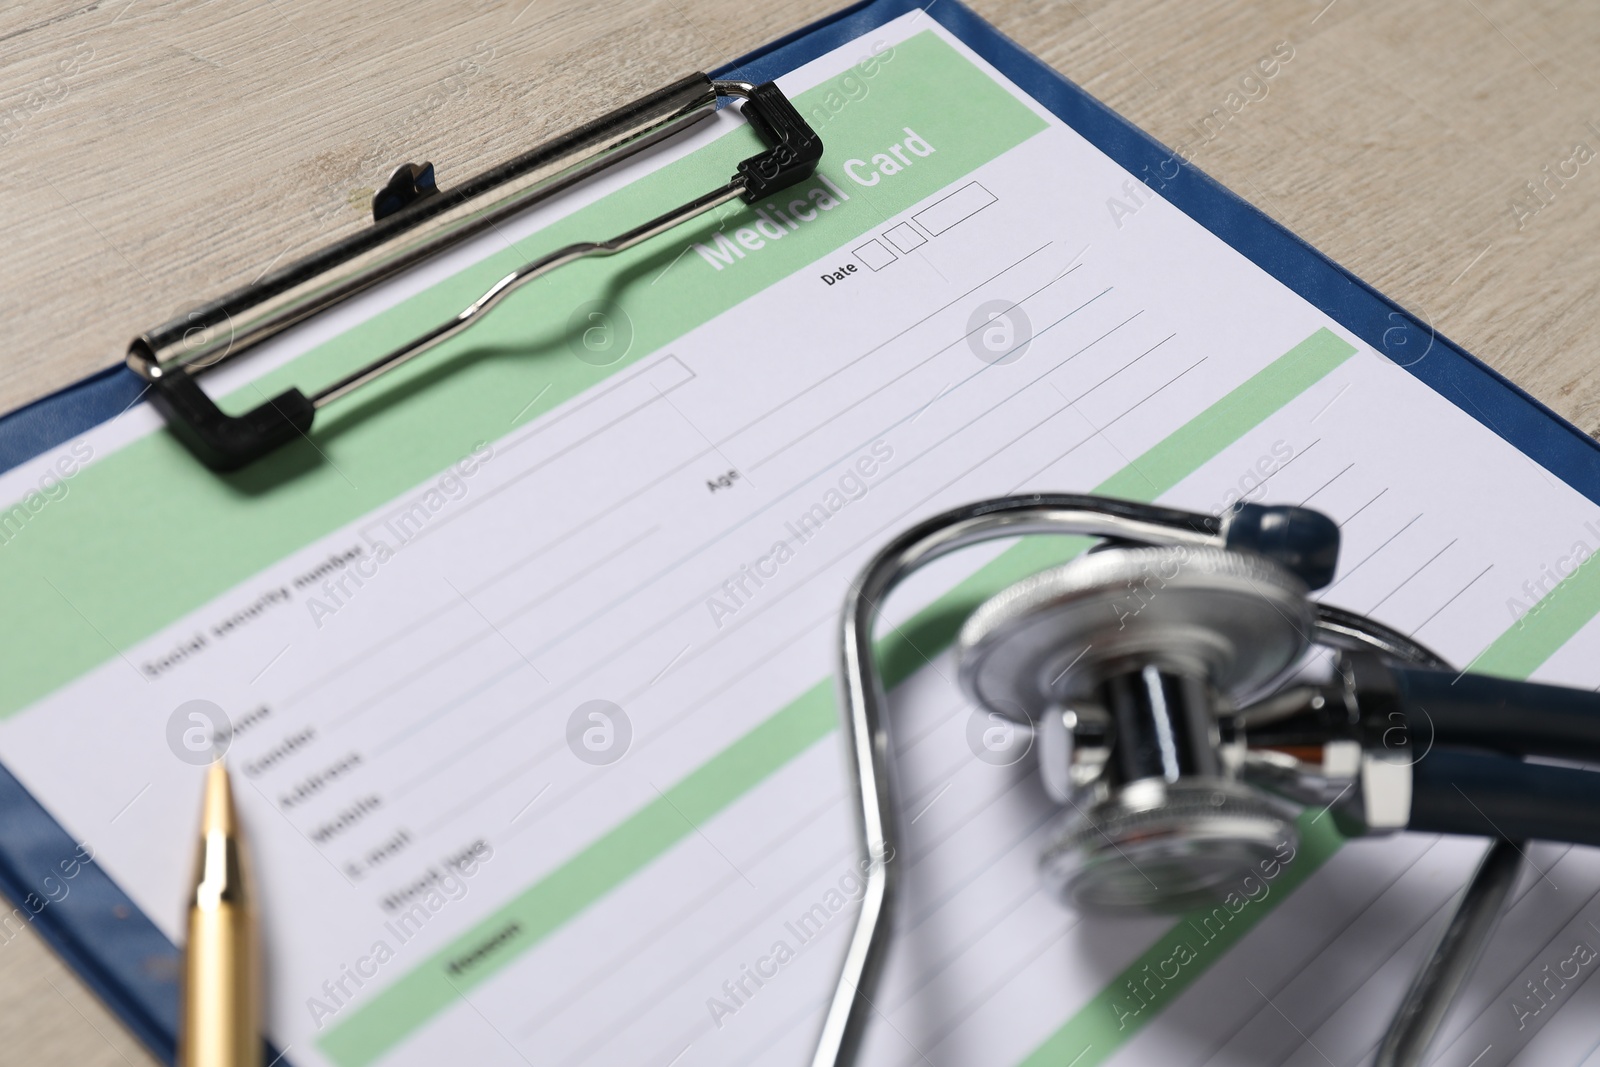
127;76;821;471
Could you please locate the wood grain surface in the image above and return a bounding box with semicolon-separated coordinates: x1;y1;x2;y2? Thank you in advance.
2;1;1598;1063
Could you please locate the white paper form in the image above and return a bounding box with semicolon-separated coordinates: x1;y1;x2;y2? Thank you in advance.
2;11;1599;1067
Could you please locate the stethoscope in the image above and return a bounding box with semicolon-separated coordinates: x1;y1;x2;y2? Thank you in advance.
811;493;1600;1067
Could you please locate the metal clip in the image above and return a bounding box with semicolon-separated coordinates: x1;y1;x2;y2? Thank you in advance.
372;162;439;222
127;76;822;471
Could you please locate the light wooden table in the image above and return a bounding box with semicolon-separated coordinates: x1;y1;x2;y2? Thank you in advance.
2;1;1597;1063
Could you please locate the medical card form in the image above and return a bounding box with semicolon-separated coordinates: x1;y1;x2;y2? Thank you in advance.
2;12;1599;1067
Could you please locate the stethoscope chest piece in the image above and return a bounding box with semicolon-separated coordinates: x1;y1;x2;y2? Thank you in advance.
957;544;1314;911
1038;776;1298;912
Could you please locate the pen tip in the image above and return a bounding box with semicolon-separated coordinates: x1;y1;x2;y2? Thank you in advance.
201;757;236;836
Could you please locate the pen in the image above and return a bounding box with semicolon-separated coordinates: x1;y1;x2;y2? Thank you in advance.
181;760;261;1067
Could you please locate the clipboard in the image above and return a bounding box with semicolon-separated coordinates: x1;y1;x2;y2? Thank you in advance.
1;0;1597;1063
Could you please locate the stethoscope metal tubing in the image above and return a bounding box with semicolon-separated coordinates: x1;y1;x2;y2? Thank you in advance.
1374;837;1523;1067
817;496;1228;1067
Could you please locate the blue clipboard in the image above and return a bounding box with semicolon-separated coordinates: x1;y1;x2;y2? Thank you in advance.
2;1;1596;1062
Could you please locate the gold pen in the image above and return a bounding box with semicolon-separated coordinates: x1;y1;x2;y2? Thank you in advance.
180;760;261;1067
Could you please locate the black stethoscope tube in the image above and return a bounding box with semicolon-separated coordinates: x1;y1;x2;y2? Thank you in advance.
1397;667;1600;763
1411;748;1600;846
